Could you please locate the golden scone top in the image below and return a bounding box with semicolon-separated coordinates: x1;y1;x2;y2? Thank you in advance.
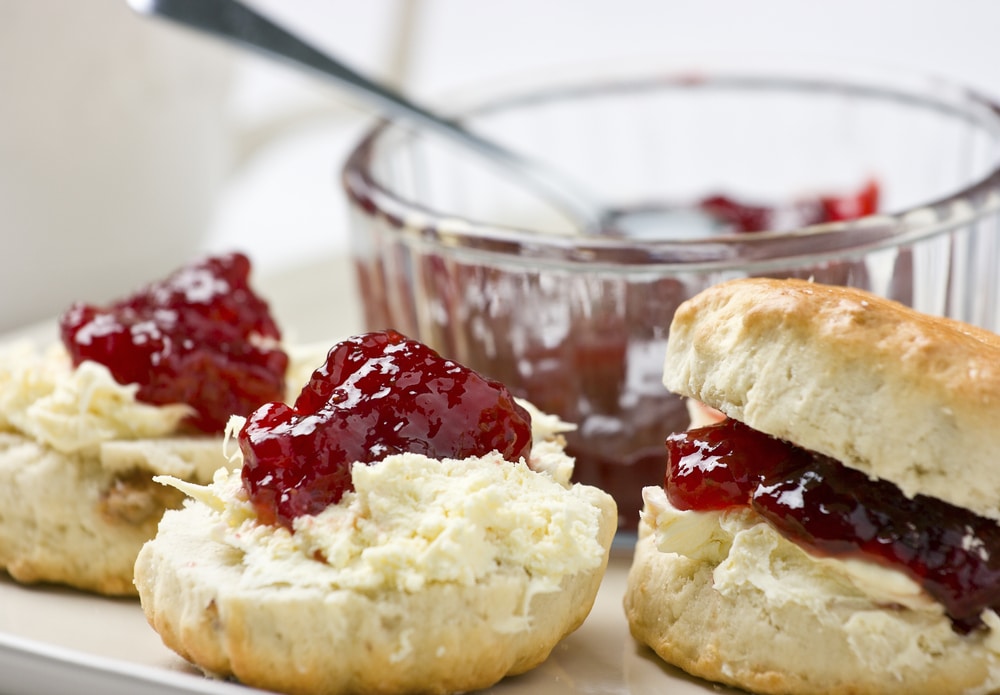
669;277;1000;399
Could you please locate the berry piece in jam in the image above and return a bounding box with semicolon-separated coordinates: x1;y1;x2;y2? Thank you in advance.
698;194;773;233
59;253;287;433
665;418;1000;632
239;330;533;528
665;419;810;510
819;179;881;222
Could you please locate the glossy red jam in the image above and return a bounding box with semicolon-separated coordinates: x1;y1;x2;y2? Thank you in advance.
666;418;1000;632
699;179;880;233
59;253;287;433
239;330;533;528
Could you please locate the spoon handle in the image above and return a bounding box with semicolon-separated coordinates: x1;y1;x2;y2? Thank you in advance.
128;0;600;229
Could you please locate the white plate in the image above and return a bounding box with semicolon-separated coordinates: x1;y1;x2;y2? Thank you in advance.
0;553;730;695
0;253;727;695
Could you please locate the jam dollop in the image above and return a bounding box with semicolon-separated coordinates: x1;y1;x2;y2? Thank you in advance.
59;253;287;433
239;330;533;528
666;418;1000;632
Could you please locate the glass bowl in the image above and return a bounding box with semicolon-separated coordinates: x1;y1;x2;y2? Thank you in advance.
342;57;1000;532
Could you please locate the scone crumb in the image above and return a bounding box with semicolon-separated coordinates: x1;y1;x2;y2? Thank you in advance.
389;629;415;663
100;470;184;524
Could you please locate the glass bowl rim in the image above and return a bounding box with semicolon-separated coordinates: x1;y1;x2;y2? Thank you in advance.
341;60;1000;272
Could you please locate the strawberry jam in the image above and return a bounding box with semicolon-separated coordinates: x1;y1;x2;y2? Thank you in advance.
666;418;1000;632
699;179;880;233
59;253;287;433
239;330;533;528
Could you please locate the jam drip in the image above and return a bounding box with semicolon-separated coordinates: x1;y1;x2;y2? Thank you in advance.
666;418;1000;632
239;330;533;528
59;253;287;433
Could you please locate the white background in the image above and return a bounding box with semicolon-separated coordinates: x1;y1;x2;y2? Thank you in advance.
208;0;1000;269
3;0;1000;330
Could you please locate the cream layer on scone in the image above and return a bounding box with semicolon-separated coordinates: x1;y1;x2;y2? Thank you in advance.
0;342;194;457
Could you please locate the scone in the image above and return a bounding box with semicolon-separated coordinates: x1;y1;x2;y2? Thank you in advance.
0;253;316;595
625;277;1000;695
135;330;617;695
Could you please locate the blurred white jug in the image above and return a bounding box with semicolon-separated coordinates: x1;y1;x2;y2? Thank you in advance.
0;0;237;332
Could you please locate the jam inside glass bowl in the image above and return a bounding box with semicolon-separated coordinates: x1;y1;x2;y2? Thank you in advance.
342;57;1000;534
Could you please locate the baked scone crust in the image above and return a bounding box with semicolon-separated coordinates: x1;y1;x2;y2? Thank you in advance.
663;277;1000;518
135;491;617;695
0;431;223;595
624;518;1000;695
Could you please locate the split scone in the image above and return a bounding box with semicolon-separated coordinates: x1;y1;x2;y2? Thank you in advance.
625;278;1000;695
0;253;317;596
135;330;617;695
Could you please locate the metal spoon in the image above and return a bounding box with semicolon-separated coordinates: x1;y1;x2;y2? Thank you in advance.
127;0;606;231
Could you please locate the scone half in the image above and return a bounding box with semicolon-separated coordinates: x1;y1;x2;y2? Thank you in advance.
136;421;617;695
